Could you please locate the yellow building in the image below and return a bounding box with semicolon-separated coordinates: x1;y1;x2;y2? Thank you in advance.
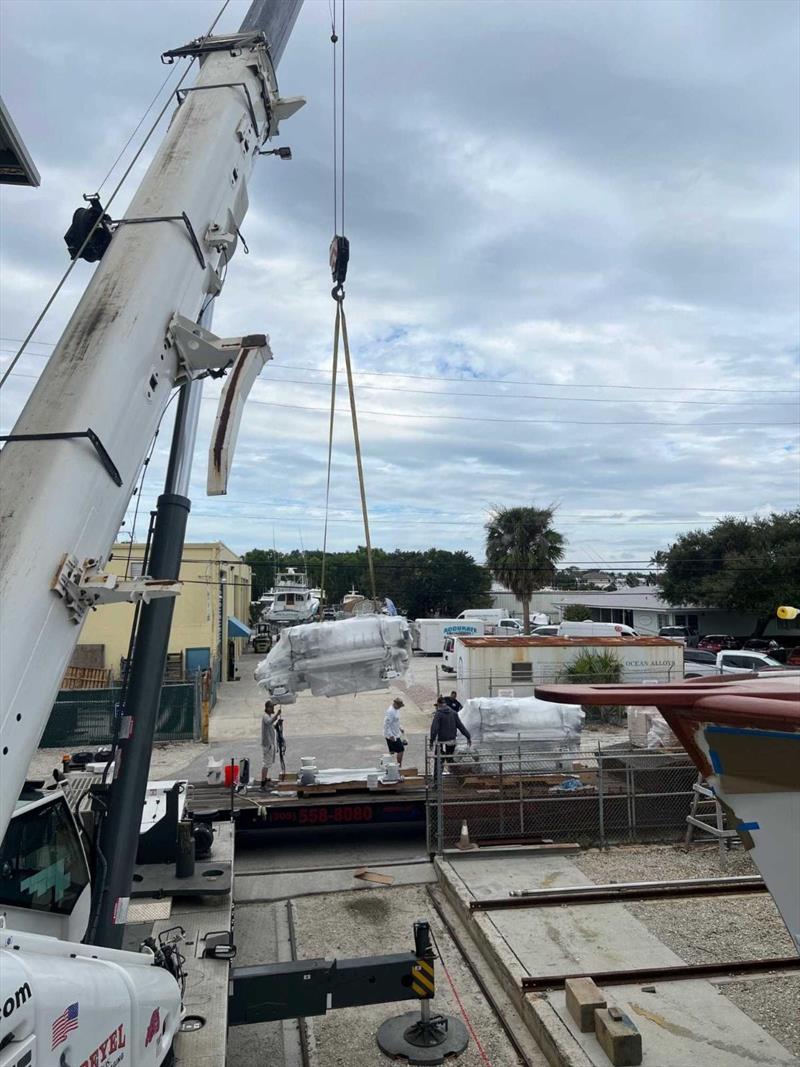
77;542;252;682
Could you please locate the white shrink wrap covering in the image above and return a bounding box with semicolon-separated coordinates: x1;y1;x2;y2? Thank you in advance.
627;706;679;748
254;615;412;702
456;697;584;770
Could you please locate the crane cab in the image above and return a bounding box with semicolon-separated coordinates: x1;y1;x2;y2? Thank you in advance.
0;789;90;943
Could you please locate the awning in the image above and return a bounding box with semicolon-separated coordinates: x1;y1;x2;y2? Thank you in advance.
227;616;252;639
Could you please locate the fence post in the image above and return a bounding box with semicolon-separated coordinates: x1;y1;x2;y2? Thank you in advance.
625;761;634;842
489;668;493;698
192;672;201;741
435;664;440;698
436;742;445;855
597;746;605;849
425;742;432;856
200;670;211;742
517;733;524;836
498;752;505;834
630;756;638;840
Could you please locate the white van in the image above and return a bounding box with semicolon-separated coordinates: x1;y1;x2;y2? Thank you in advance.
457;608;506;623
557;621;639;638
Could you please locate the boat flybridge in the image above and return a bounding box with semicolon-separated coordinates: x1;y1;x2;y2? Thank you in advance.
265;567;320;626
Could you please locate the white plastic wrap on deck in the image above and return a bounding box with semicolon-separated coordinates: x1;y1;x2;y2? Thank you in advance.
458;696;584;750
255;614;412;702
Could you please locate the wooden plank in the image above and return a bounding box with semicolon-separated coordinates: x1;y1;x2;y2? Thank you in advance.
353;867;395;885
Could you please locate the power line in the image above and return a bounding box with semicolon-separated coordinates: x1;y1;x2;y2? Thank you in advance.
2;340;796;397
7;359;796;409
202;396;799;428
156;506;778;527
247;375;796;408
113;554;796;573
0;0;231;390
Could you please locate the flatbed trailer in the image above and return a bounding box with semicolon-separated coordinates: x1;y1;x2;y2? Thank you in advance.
188;782;427;833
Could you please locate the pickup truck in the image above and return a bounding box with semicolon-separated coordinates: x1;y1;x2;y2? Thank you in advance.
684;648;787;677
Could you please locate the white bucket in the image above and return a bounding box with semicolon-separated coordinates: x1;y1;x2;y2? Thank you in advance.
207;758;224;785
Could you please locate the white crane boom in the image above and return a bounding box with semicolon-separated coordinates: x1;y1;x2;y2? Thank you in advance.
0;31;303;842
0;7;305;1063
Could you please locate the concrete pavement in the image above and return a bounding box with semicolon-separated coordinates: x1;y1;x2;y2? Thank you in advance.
200;651;440;776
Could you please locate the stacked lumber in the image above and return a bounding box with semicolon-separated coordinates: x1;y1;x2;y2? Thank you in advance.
61;666;112;690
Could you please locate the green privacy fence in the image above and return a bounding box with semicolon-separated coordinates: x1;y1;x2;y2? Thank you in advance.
40;680;199;749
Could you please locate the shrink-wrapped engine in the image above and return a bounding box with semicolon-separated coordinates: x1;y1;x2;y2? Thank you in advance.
455;696;584;771
255;615;412;702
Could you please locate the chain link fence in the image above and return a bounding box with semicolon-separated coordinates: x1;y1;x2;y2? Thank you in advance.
438;666;681;701
40;677;201;749
425;741;697;853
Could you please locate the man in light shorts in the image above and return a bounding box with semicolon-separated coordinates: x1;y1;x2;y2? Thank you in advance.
383;697;406;767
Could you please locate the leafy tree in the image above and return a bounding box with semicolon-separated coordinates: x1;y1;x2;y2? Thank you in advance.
561;604;593;621
624;573;640;588
562;649;622;683
603;582;618;592
485;505;565;633
553;566;585;590
243;546;491;618
653;511;800;637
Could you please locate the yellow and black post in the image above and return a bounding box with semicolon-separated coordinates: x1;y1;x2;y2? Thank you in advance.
377;920;469;1062
411;921;436;1001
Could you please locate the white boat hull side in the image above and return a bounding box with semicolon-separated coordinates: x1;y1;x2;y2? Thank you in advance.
693;723;800;952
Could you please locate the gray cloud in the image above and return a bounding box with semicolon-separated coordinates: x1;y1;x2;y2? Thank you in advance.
1;0;798;571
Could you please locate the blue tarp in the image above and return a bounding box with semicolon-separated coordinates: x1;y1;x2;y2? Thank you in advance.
228;616;251;639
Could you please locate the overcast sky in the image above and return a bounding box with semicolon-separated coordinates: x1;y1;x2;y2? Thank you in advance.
1;0;798;571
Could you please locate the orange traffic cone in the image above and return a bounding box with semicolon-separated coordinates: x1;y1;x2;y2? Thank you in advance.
457;820;477;850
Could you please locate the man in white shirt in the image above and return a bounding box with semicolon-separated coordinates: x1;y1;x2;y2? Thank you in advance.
383;697;406;767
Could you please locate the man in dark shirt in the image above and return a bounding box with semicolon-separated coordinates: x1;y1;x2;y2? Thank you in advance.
430;697;471;779
443;690;462;713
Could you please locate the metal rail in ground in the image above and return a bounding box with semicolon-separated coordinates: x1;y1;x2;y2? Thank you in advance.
426;887;544;1067
521;955;800;992
469;875;766;911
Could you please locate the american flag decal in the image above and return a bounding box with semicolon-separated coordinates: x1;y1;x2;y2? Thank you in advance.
52;1002;79;1049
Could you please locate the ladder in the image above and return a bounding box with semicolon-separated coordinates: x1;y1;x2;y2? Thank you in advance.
685;774;739;862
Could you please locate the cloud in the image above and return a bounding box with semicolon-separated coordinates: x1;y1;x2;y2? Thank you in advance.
1;0;797;573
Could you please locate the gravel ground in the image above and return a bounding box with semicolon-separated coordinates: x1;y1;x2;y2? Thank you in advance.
576;845;799;1058
293;884;524;1067
720;975;800;1059
575;842;759;882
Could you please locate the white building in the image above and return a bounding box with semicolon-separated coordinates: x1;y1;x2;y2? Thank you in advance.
546;588;799;641
454;635;684;702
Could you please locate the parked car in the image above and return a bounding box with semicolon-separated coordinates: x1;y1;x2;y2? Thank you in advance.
683;648;718;676
697;634;738;653
531;625;560;637
659;625;692;645
741;638;786;662
684;649;786;678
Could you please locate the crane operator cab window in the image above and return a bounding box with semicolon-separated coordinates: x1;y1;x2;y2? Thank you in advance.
0;794;89;916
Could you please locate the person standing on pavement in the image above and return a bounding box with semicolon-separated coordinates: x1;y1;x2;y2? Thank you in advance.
261;700;282;788
443;690;462;713
430;696;471;775
383;697;407;767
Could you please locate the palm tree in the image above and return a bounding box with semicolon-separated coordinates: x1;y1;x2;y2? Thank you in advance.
485;506;565;634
